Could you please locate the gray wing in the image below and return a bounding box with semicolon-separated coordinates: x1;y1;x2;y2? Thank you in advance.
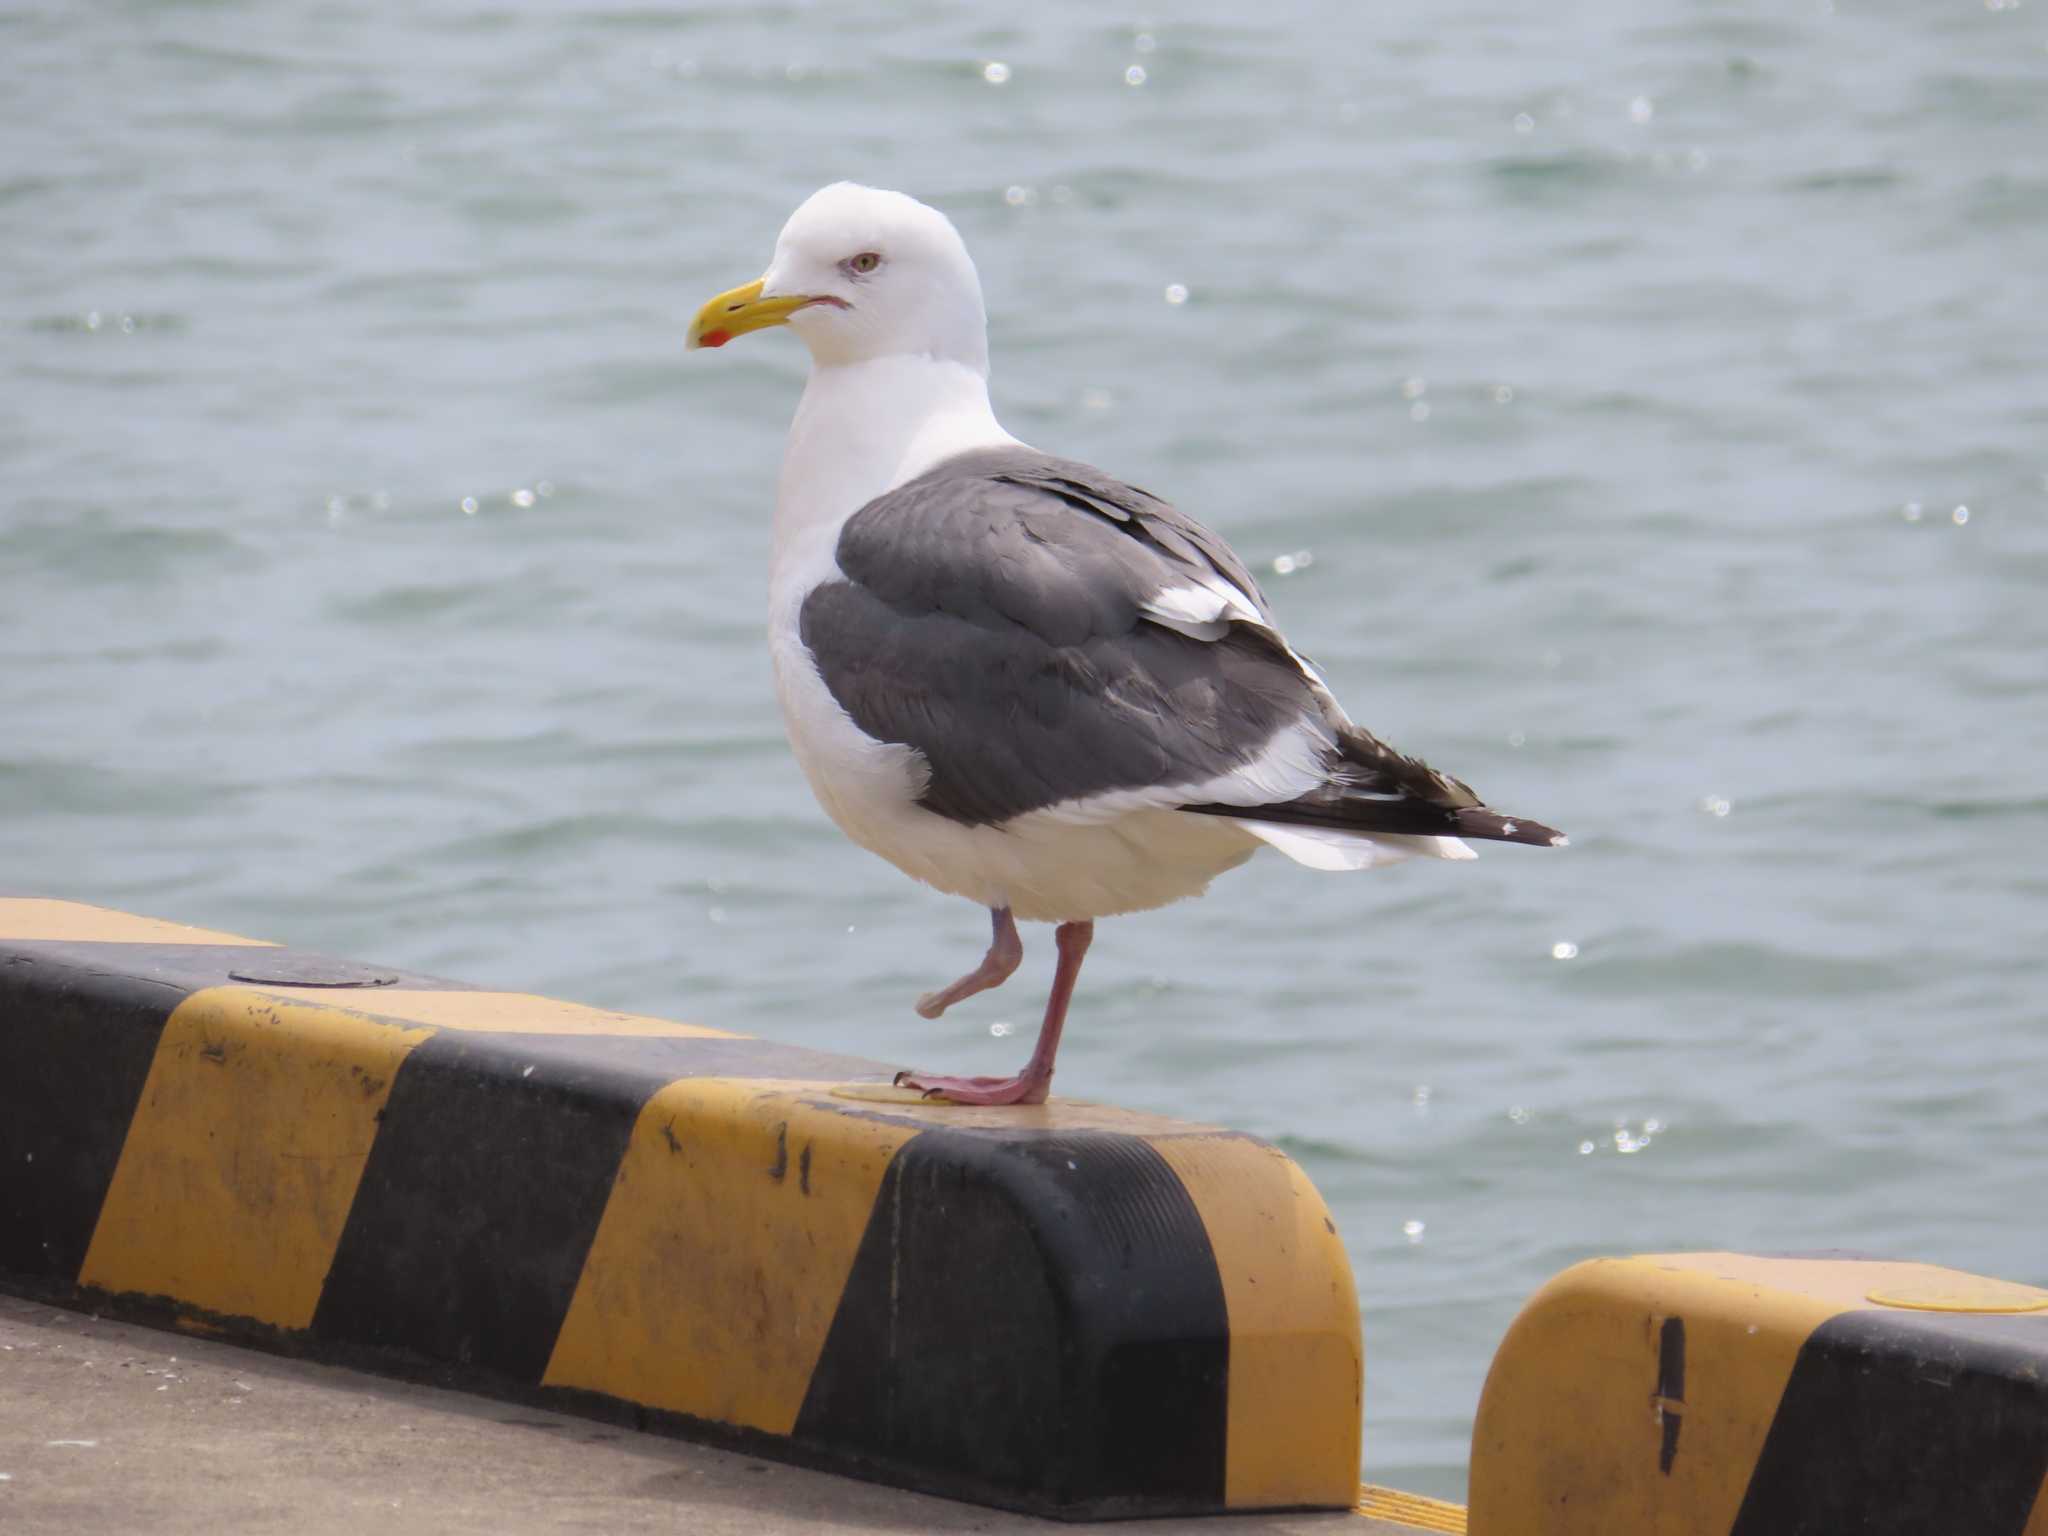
797;446;1563;845
797;447;1318;827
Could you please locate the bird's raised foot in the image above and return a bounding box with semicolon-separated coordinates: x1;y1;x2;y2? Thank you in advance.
892;1068;1050;1107
915;906;1023;1019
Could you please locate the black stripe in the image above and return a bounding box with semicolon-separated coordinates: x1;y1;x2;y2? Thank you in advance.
1729;1308;2048;1536
309;1031;656;1380
307;1029;890;1380
1656;1316;1685;1475
0;943;193;1283
794;1128;1230;1519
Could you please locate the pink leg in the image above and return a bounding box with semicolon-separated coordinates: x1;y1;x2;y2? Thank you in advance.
896;920;1094;1107
915;907;1023;1020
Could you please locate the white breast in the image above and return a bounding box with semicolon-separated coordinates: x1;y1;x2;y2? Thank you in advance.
767;529;928;856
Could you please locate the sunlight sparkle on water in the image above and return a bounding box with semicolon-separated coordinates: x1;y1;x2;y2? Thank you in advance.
982;61;1010;85
1125;64;1149;87
1402;1219;1426;1244
1615;1118;1664;1154
1271;549;1315;575
1952;504;1970;525
1551;941;1579;960
1701;794;1732;817
1629;95;1654;124
989;1020;1014;1037
1163;283;1189;305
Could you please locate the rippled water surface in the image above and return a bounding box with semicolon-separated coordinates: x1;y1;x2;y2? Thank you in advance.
7;0;2047;1499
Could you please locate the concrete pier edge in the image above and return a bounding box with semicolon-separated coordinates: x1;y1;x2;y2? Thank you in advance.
0;897;1361;1521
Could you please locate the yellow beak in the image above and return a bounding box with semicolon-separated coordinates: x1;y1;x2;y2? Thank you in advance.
686;277;812;350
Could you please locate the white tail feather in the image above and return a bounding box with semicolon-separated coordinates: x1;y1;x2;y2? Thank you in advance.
1241;821;1477;871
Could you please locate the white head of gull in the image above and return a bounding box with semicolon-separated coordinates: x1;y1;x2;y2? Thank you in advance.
688;182;1564;1106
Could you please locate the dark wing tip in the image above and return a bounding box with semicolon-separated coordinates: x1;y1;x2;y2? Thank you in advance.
1450;807;1567;847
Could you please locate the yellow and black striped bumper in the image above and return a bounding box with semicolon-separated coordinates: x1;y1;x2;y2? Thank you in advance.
1470;1251;2048;1534
0;898;1362;1519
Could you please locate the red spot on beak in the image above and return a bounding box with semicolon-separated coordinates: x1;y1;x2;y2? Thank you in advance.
698;329;732;349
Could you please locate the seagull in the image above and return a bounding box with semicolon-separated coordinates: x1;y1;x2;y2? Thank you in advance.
687;183;1563;1106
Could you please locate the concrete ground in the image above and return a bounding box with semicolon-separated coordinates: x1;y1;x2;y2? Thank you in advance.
0;1294;1402;1535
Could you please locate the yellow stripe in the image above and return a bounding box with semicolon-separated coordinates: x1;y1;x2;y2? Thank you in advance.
1152;1134;1363;1509
243;986;740;1038
1469;1252;2012;1535
78;986;431;1327
0;897;273;946
543;1080;919;1433
1356;1483;1468;1533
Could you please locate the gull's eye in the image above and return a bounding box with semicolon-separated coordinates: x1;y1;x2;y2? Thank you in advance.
845;251;883;276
